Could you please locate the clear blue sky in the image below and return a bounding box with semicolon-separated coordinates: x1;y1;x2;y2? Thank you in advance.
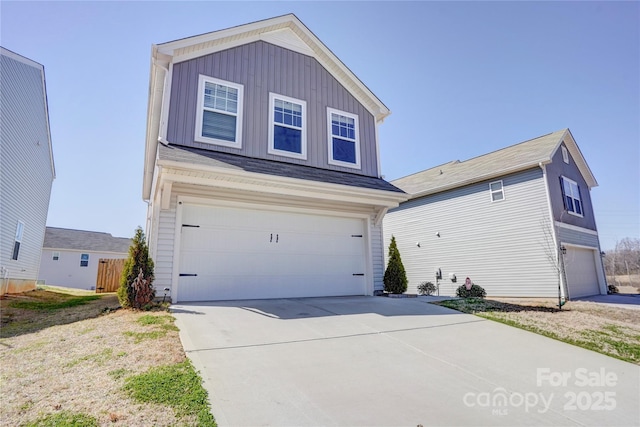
2;1;638;250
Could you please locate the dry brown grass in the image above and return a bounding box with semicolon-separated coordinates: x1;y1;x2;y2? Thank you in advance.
436;298;640;364
0;290;190;426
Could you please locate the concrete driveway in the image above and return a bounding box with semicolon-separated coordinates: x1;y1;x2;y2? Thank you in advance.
172;296;639;426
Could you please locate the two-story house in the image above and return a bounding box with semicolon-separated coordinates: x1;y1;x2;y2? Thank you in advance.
143;15;407;302
383;129;607;299
0;47;55;295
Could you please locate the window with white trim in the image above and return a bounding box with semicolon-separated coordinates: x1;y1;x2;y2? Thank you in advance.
561;146;569;164
561;176;583;216
327;108;360;168
80;253;89;267
489;180;504;202
52;252;60;261
195;75;243;148
12;221;24;260
268;93;306;159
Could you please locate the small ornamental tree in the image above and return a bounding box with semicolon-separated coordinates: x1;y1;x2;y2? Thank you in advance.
118;227;155;309
383;235;408;294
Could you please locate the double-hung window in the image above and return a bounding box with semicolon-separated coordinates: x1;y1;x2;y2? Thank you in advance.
561;176;583;216
268;93;306;159
489;180;504;202
80;253;89;267
195;75;243;148
327;108;360;169
12;221;24;260
53;252;60;261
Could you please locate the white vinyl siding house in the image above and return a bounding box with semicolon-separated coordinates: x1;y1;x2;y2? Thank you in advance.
384;129;606;299
385;168;558;297
38;227;131;290
0;47;55;295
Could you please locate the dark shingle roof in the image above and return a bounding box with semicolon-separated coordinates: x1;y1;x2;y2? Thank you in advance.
43;227;131;253
158;144;404;193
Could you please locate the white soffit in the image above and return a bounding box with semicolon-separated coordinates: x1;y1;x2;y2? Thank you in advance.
260;28;314;56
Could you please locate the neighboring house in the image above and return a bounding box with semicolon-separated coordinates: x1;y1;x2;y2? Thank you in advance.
143;14;407;302
0;47;55;295
38;227;131;290
383;129;607;299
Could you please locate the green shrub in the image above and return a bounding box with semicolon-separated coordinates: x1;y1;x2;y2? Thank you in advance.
417;281;436;296
383;236;408;294
455;284;487;298
117;227;155;309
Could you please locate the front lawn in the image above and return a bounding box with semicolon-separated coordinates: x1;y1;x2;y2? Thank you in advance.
435;298;640;364
0;288;215;426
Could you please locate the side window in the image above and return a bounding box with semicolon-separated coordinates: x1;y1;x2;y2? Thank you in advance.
560;176;583;216
489;180;504;202
53;252;60;261
268;93;306;159
12;221;24;260
80;253;89;267
327;108;360;169
562;146;569;164
195;75;244;148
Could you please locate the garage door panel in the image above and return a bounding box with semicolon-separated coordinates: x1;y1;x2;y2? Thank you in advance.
179;274;364;301
177;204;367;301
565;247;600;298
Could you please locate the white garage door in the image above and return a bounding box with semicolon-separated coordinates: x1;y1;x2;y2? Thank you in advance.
564;247;600;298
177;204;367;301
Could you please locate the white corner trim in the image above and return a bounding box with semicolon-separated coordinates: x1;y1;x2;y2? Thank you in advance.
555;222;599;236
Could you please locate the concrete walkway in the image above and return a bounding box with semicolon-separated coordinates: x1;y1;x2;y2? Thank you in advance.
172;296;640;426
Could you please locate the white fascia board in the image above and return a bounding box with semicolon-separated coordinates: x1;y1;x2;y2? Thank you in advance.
406;161;551;200
143;49;170;200
555;221;599;236
157;160;407;207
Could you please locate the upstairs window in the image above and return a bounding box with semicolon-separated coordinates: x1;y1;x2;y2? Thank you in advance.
561;176;583;216
489;180;504;202
53;252;60;261
195;75;243;148
268;93;306;159
327;108;360;169
80;253;89;267
12;221;24;260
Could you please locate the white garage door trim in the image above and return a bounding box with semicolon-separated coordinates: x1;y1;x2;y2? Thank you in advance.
563;244;602;299
171;196;373;302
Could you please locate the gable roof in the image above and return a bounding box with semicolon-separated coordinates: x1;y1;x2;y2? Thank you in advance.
43;227;131;253
143;14;389;200
393;129;598;199
158;144;404;194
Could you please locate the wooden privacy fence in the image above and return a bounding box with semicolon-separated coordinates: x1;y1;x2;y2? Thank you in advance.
96;258;126;293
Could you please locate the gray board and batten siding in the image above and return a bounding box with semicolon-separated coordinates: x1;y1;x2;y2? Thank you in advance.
383;167;560;297
545;142;597;231
167;40;379;177
0;48;54;284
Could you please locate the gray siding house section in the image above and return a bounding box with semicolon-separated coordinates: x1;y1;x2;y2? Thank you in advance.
0;47;55;293
167;41;378;177
557;227;600;248
383;168;559;297
545;143;597;230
